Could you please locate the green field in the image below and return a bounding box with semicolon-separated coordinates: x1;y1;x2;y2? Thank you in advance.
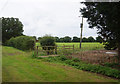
2;46;118;82
36;42;104;47
36;42;104;53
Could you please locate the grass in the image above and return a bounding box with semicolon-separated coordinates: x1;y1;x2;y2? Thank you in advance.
36;42;104;50
39;56;120;79
36;42;104;56
2;46;119;82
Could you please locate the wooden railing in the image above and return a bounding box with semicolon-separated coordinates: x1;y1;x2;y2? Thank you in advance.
35;45;75;56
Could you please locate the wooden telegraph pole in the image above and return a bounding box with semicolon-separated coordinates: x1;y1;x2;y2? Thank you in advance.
79;16;83;49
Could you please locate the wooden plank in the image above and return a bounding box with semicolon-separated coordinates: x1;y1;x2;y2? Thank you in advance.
38;55;59;58
64;48;73;49
40;46;56;47
37;46;38;56
63;45;73;47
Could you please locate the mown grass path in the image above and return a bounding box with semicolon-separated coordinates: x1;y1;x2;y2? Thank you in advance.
2;46;118;82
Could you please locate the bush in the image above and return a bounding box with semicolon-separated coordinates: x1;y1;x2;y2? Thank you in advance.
40;35;56;55
40;56;120;79
6;36;35;50
71;62;120;79
104;62;119;67
104;40;117;50
59;56;68;61
61;49;72;55
72;58;80;62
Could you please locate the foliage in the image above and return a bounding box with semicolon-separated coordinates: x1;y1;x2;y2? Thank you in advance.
82;37;88;42
3;46;117;82
1;17;24;44
72;36;80;42
96;36;103;43
104;39;117;50
59;38;64;42
87;36;95;42
61;49;73;55
40;35;56;55
54;37;60;42
63;36;71;42
41;56;120;79
32;51;37;58
54;36;96;42
38;37;42;42
80;2;120;58
32;36;37;41
6;36;35;50
104;62;120;70
59;36;71;42
72;58;80;62
59;56;68;61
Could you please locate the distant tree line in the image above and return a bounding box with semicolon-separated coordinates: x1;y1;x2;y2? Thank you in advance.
38;36;103;43
1;17;117;51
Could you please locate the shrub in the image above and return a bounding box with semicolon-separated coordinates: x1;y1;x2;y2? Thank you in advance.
104;40;117;50
40;35;56;55
40;56;120;79
6;36;35;50
104;62;119;67
72;58;80;62
72;62;120;79
61;49;72;55
59;56;68;61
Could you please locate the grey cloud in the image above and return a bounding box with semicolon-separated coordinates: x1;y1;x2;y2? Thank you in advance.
0;0;98;38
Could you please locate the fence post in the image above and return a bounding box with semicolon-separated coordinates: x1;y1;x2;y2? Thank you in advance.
55;46;57;54
73;44;74;53
37;46;38;57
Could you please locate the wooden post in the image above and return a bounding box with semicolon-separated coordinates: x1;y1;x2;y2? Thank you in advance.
55;46;57;54
73;44;74;53
63;44;65;50
37;46;38;57
80;16;83;49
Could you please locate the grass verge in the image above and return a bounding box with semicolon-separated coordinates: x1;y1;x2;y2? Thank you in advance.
2;46;119;82
38;56;120;79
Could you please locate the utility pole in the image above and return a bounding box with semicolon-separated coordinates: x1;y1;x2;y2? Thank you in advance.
79;16;83;49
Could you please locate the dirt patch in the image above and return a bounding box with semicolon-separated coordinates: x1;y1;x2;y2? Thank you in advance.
71;50;118;64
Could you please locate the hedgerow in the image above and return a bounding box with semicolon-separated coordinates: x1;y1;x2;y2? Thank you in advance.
6;36;35;50
39;56;120;79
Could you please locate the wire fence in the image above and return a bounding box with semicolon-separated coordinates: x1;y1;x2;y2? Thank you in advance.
34;45;119;64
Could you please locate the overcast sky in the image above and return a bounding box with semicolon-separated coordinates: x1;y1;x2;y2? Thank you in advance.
0;0;98;38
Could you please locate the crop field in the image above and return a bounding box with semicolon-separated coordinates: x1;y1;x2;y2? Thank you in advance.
2;46;119;82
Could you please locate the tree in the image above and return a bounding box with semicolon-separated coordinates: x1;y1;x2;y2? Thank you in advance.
80;2;120;61
63;36;71;42
104;39;117;50
38;37;42;41
96;36;103;43
59;38;64;42
72;36;80;42
32;36;37;41
82;37;88;42
54;37;60;42
87;36;95;42
2;17;24;44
